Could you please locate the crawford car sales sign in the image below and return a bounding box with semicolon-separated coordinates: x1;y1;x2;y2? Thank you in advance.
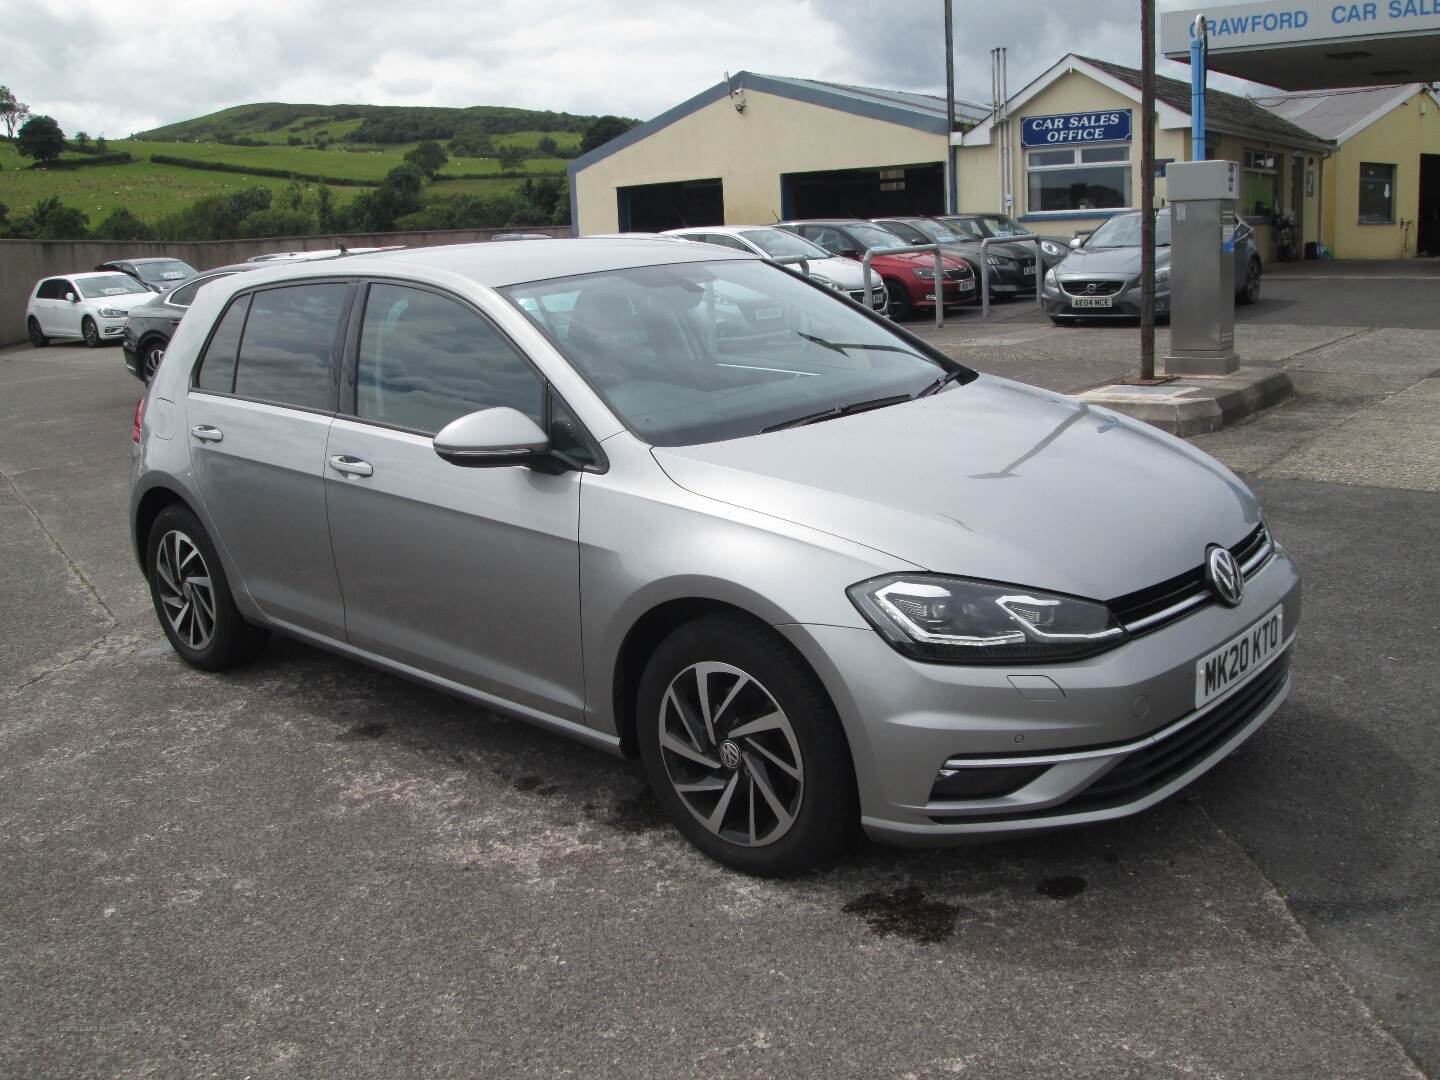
1021;110;1133;147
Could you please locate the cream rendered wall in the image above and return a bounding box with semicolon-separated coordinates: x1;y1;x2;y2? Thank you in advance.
572;90;947;234
956;70;1190;241
1322;91;1440;259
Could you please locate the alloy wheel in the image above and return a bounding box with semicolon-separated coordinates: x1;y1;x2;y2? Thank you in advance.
143;344;165;381
657;661;804;847
154;529;217;650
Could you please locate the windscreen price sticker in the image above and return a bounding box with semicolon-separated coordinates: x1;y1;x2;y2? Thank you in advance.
1195;605;1283;709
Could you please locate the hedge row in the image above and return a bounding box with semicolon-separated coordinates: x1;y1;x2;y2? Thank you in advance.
35;152;135;170
148;154;381;188
441;169;568;181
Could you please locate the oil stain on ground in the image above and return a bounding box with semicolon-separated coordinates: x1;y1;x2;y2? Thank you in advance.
338;721;389;741
843;886;961;944
586;789;667;834
1036;874;1087;899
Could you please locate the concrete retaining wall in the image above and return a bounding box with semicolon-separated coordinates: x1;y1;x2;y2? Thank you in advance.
0;226;572;347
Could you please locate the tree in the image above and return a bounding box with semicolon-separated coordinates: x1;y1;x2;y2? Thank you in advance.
14;196;89;239
16;115;65;164
237;207;315;238
0;85;30;139
497;145;526;176
536;135;559;157
403;140;448;179
74;131;90;150
95;135;108;153
580;115;636;155
94;208;153;241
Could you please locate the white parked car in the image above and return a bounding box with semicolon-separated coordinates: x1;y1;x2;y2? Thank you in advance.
26;272;157;348
664;225;888;313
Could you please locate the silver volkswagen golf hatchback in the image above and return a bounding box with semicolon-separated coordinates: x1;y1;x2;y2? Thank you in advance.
132;239;1300;875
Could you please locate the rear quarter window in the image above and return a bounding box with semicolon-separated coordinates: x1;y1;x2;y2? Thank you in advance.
195;296;251;393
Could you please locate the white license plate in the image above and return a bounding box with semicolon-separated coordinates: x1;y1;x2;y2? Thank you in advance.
1195;605;1283;709
1023;265;1035;275
1071;295;1112;308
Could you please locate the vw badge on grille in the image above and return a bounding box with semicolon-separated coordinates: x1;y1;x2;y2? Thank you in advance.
1206;545;1244;607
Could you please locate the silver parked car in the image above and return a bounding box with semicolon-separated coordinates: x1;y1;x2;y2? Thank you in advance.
132;238;1300;875
1043;209;1262;323
663;225;888;314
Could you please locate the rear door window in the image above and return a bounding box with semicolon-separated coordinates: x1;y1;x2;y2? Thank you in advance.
354;282;544;434
195;296;251;393
232;283;349;411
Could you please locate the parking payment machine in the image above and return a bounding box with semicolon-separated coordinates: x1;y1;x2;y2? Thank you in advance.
1164;160;1240;376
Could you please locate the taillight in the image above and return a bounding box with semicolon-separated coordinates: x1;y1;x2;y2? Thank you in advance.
132;397;145;443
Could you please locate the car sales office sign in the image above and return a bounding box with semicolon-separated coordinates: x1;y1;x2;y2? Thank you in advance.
1021;110;1132;147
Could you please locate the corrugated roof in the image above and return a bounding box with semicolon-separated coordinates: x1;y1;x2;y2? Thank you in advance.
753;74;991;128
1076;55;1332;147
1254;83;1421;144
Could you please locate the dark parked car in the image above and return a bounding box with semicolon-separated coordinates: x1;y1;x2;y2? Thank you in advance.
937;212;1072;269
123;265;253;382
872;216;1039;300
777;219;975;320
95;258;199;293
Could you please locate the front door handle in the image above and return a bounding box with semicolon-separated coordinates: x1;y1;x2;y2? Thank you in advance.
328;454;373;478
190;424;223;443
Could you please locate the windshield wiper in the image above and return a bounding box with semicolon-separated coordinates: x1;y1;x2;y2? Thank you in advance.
918;367;965;397
761;393;913;433
795;332;921;357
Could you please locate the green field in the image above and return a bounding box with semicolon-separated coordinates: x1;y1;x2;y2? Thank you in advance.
0;143;361;223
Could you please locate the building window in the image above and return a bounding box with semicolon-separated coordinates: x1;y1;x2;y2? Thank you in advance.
1025;145;1131;213
1358;162;1396;224
1242;149;1279;219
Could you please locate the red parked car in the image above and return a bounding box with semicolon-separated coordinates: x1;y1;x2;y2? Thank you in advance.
777;219;977;320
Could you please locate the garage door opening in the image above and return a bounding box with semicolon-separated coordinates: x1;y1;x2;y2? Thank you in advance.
781;162;944;220
1420;154;1440;258
617;178;723;232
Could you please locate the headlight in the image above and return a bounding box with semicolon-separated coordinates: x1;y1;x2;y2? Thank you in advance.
1040;240;1065;257
809;275;842;290
99;307;126;318
1154;266;1171;286
848;574;1126;664
912;267;938;279
1044;268;1057;288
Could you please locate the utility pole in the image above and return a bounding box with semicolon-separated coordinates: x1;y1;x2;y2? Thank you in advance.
1139;0;1157;380
945;0;957;214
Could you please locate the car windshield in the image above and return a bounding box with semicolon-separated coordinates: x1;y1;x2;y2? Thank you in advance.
135;260;196;285
975;214;1029;238
941;217;986;240
905;219;965;243
843;222;907;250
1086;212;1172;248
504;260;955;446
738;229;831;260
77;274;150;298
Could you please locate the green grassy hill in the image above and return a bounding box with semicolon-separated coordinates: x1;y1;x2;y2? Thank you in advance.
0;100;623;230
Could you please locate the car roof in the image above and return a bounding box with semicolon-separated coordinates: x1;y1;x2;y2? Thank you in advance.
62;270;152;281
667;225;781;236
224;238;755;290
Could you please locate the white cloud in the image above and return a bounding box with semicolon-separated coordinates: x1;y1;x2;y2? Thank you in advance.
0;0;1274;137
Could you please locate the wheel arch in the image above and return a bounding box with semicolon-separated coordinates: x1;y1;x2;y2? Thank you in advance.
132;484;191;570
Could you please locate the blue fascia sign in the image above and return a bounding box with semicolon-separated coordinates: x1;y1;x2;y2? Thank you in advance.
1020;110;1132;147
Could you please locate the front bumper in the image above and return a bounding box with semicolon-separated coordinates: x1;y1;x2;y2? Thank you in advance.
780;548;1300;845
1043;277;1170;318
911;276;978;308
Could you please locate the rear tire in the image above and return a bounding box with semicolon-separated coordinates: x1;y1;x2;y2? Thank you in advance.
146;504;268;671
636;614;859;876
82;317;101;348
883;279;911;321
27;318;49;348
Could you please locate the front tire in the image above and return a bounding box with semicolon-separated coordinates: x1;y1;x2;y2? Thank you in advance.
146;504;268;671
82;317;102;348
883;279;911;321
637;614;858;876
1237;258;1261;305
28;318;49;348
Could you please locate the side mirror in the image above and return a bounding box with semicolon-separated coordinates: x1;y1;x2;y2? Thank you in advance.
1069;236;1085;249
66;292;78;303
840;248;863;260
433;407;552;469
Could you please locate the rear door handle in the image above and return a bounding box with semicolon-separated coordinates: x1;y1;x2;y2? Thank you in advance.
190;425;223;443
328;454;373;478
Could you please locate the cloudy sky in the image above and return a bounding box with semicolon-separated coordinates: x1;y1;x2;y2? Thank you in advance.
1;0;1264;137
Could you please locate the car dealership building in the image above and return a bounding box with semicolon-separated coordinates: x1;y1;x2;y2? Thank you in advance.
570;3;1440;260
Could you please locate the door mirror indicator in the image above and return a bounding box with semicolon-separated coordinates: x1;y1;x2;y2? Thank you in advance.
433;407;554;469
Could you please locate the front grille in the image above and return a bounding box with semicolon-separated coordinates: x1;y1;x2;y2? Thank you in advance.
943;268;972;281
1060;279;1124;296
1065;650;1290;811
1109;524;1271;636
